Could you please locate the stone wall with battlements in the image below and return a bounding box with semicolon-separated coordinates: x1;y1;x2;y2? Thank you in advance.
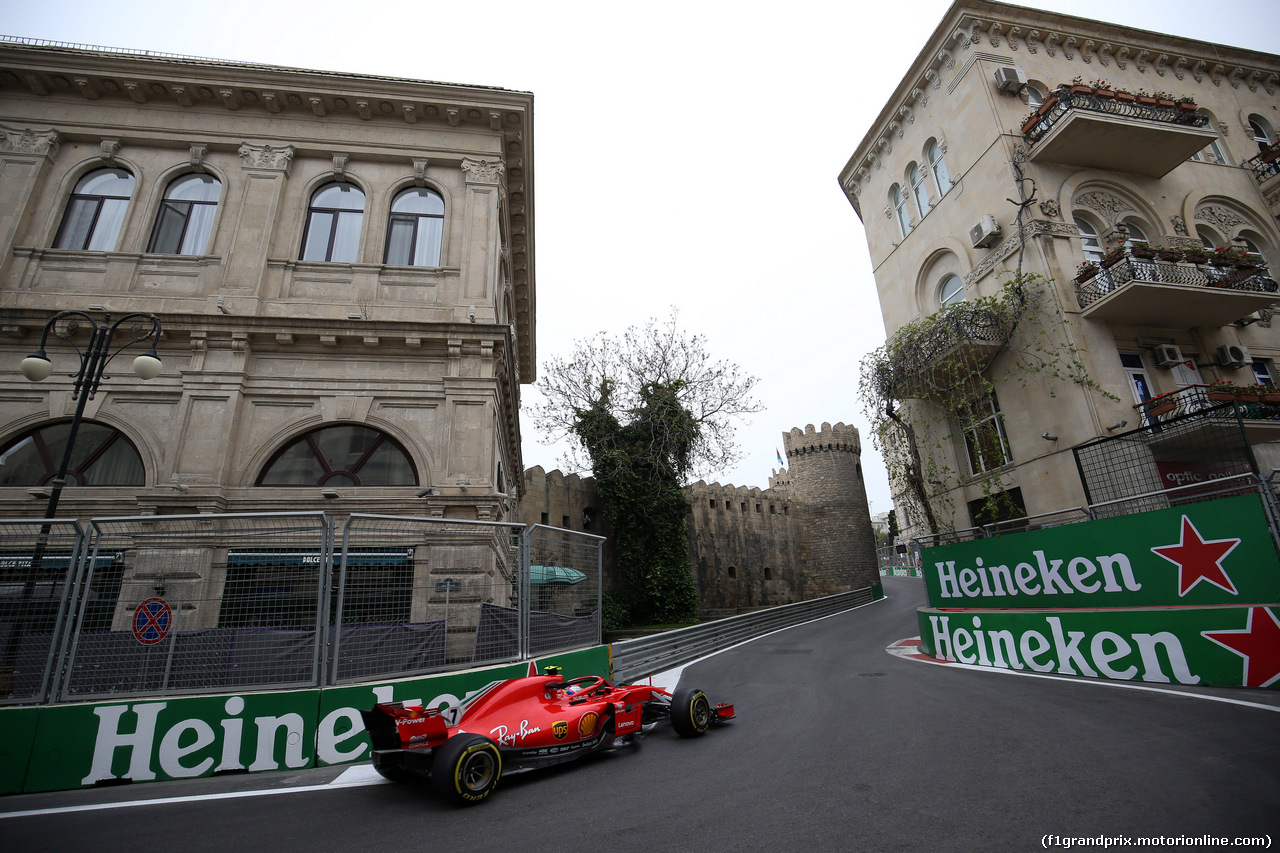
520;421;878;616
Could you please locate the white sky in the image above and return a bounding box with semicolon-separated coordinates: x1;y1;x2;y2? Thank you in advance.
5;0;1276;516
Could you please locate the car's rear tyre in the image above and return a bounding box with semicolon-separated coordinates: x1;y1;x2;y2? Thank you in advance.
670;687;712;737
431;734;502;804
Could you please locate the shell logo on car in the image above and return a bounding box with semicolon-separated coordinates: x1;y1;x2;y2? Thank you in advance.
578;712;599;737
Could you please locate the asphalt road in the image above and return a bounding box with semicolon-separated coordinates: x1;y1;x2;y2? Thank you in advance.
4;577;1278;852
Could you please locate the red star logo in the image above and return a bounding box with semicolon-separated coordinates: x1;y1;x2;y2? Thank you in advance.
1203;607;1280;688
1150;515;1240;596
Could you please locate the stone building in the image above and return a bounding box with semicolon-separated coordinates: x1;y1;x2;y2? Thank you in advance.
0;40;533;524
522;422;879;616
839;0;1280;537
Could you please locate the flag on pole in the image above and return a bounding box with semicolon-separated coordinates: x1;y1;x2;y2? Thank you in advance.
776;449;785;466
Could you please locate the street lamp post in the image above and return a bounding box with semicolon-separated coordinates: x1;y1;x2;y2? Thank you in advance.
5;311;163;690
19;310;163;519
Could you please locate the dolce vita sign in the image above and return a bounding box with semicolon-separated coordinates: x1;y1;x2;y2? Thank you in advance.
917;495;1280;690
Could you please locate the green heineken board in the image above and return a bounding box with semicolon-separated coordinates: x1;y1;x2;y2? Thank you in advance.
921;495;1280;609
917;605;1280;689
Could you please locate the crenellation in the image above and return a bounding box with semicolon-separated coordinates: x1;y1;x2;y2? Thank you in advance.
522;419;877;616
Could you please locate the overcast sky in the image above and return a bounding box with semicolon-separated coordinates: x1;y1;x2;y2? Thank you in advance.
5;1;1276;516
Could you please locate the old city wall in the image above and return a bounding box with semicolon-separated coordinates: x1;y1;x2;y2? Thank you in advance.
520;422;879;616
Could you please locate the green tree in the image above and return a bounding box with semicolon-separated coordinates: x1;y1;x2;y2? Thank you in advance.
532;312;761;626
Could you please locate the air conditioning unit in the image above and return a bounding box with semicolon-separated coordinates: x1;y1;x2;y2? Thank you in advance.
994;67;1028;93
1152;344;1184;368
1216;344;1252;368
970;214;1002;249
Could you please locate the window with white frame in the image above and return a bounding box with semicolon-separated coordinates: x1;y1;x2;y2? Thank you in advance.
1075;217;1103;263
1249;115;1274;152
891;184;911;237
1252;358;1274;387
909;163;931;217
926;139;951;196
148;173;221;255
960;394;1012;475
939;274;965;307
384;187;445;266
53;169;135;251
301;182;365;262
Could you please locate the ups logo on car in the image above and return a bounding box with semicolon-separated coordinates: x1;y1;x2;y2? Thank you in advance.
552;720;569;740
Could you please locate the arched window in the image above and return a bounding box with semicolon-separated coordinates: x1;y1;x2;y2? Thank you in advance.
909;163;931;216
927;139;952;196
891;185;911;237
301;182;365;262
1121;221;1148;248
384;187;445;266
1248;115;1274;151
1025;86;1044;110
0;422;145;486
1197;224;1225;250
939;274;966;307
1075;217;1104;263
257;424;417;486
148;173;222;255
53;169;135;251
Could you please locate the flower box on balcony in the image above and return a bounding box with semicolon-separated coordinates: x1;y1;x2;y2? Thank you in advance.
1137;95;1157;106
1116;91;1136;103
1176;101;1198;113
1183;252;1208;264
1147;401;1177;417
1022;115;1041;134
1095;88;1116;100
1157;249;1184;263
1038;95;1059;116
1132;244;1157;259
1208;392;1236;402
1157;98;1175;108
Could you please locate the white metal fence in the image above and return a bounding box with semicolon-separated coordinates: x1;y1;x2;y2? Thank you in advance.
0;512;604;705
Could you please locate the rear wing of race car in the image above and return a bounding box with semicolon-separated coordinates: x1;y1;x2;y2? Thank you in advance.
361;702;449;751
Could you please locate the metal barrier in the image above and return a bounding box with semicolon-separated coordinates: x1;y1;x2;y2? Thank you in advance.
0;519;89;705
909;474;1280;556
62;513;333;702
0;511;604;706
611;586;878;683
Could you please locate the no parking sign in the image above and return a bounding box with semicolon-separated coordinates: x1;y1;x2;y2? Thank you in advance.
132;597;171;645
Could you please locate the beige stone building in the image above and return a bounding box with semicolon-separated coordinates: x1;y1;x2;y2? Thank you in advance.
0;40;534;523
840;1;1280;537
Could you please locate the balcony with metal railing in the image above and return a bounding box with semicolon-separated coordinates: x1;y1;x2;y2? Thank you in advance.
1075;247;1278;328
1245;143;1280;216
1022;86;1218;178
1134;383;1280;444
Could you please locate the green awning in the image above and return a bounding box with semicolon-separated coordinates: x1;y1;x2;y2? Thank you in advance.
530;565;587;585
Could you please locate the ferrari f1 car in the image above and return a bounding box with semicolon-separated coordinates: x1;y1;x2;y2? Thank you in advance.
360;666;734;804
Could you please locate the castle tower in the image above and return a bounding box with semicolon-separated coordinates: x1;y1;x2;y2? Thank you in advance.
782;422;878;594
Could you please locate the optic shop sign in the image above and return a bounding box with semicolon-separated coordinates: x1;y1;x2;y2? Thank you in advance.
920;494;1280;609
918;605;1280;689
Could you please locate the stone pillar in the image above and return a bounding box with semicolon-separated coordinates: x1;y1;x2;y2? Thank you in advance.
459;157;503;318
0;125;60;282
223;143;294;293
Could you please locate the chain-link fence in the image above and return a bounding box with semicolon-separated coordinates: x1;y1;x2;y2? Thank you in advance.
0;519;90;705
0;512;604;706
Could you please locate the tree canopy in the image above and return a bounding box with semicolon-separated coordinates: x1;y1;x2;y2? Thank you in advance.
531;312;761;626
531;311;762;482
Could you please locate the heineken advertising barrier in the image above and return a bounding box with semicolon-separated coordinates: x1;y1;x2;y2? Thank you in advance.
917;494;1280;690
0;645;610;794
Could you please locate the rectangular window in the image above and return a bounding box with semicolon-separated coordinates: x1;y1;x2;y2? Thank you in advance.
1252;359;1274;386
960;394;1012;475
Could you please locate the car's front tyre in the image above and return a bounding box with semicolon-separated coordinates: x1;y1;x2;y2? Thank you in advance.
670;687;712;737
431;734;502;804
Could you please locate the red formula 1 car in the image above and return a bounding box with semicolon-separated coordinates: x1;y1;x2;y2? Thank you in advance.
360;666;734;804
